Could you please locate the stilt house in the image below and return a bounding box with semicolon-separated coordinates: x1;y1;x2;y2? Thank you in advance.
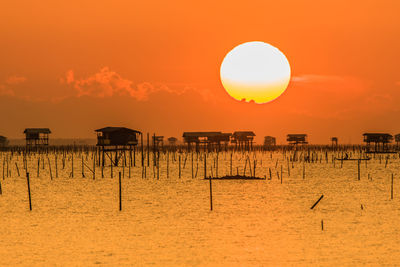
264;136;276;146
95;127;142;166
167;137;178;146
287;134;308;145
0;135;8;147
183;132;231;151
331;137;338;146
231;131;256;150
24;128;51;146
363;133;393;152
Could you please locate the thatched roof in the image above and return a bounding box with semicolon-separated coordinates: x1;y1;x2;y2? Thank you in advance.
24;128;51;134
287;134;307;138
183;132;225;138
232;131;256;137
95;127;141;134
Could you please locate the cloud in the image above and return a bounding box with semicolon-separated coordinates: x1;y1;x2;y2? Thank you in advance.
285;74;378;119
61;67;196;101
0;85;15;96
0;75;27;96
291;74;367;94
5;75;27;85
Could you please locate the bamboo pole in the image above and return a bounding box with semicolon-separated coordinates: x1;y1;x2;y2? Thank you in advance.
209;176;213;211
26;172;32;211
119;172;122;211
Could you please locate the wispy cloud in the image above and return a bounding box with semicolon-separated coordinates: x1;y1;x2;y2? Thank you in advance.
0;75;27;96
291;74;367;94
5;75;27;85
0;85;15;96
61;67;198;101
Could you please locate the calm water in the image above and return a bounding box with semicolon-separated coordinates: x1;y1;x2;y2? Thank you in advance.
0;150;399;266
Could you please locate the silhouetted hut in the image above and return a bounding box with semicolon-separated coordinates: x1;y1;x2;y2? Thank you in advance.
0;135;8;147
231;131;255;150
24;128;51;146
395;134;400;146
287;134;308;145
95;127;142;166
167;137;178;146
183;132;231;151
152;135;164;148
264;136;276;146
331;137;338;146
363;133;393;152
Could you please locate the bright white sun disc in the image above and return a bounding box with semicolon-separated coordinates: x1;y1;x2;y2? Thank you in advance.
220;41;291;104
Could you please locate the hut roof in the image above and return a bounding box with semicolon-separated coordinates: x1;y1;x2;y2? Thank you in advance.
24;128;51;134
168;137;178;141
363;133;392;137
232;131;256;137
0;135;6;140
95;127;141;134
183;132;223;138
287;134;307;137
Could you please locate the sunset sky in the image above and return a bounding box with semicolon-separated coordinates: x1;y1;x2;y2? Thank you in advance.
0;0;399;144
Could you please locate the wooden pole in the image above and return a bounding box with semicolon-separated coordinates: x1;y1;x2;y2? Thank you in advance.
141;133;144;167
204;152;207;179
179;154;181;179
147;133;150;167
55;154;58;178
311;195;324;209
111;157;113;178
230;152;232;176
167;152;169;179
157;153;159;180
119;172;122;211
37;157;40;177
71;153;74;178
209;176;213;211
15;162;20;177
93;153;96;180
48;157;53;180
191;151;194;179
391;173;394;200
26;172;32;211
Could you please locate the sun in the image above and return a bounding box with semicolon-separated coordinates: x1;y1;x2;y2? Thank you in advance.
220;41;291;104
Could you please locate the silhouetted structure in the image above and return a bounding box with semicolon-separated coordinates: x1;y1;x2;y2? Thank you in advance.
0;135;8;147
153;135;164;148
287;134;308;145
363;133;393;152
395;134;400;146
231;131;255;150
331;137;338;146
96;127;142;166
24;128;51;146
183;132;231;151
264;136;276;146
167;137;178;146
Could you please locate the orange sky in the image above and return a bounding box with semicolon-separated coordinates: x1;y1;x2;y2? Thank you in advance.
0;0;399;144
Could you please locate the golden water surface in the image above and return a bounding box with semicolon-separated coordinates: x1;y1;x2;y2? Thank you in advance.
0;150;399;266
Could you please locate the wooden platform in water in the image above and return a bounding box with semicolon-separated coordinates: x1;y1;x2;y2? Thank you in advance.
334;158;371;161
365;151;398;154
205;175;266;180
